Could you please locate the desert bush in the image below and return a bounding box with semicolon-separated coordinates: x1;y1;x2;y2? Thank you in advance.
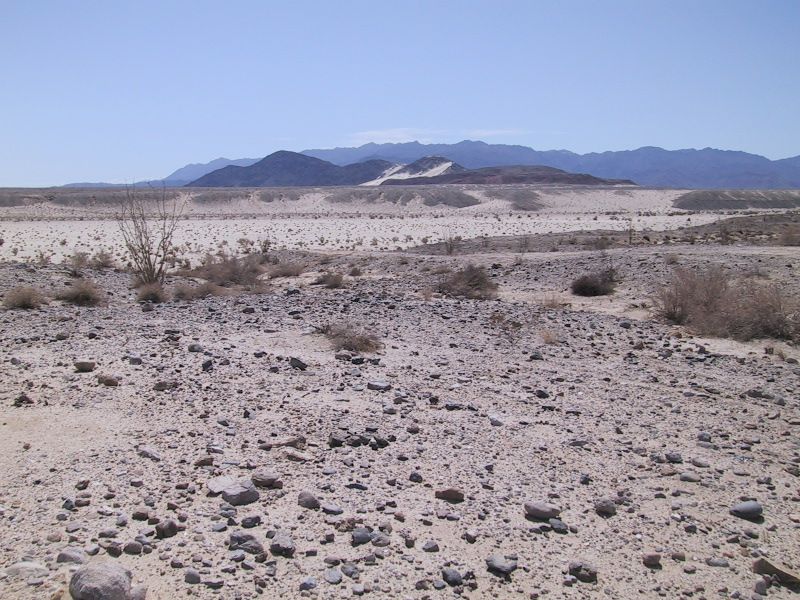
655;266;799;341
321;323;382;353
571;268;618;296
443;235;462;256
438;264;498;299
136;282;168;303
268;262;305;279
192;253;266;288
588;236;612;251
91;250;115;269
313;272;345;288
173;281;228;301
67;251;90;275
778;225;800;246
56;278;103;306
3;286;46;309
117;186;184;285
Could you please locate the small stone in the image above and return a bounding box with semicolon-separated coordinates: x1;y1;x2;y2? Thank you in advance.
184;568;201;584
486;555;518;576
270;532;295;557
568;561;598;583
435;488;464;503
594;498;617;517
441;568;462;586
298;491;320;509
74;360;96;373
643;552;662;568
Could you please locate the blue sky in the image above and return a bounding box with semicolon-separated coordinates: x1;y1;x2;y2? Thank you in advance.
1;0;798;186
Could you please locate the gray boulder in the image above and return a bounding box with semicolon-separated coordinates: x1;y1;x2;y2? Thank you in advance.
69;562;132;600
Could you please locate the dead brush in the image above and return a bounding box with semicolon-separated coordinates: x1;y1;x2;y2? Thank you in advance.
173;281;230;301
655;266;799;341
488;311;524;343
56;278;103;306
268;262;305;279
136;282;168;303
3;286;47;309
312;272;345;289
191;253;267;289
438;264;498;300
571;267;618;297
320;323;382;353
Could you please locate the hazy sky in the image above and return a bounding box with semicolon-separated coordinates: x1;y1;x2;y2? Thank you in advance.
2;0;798;186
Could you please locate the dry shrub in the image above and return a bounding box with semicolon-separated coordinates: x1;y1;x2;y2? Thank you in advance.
589;236;612;251
571;268;618;296
321;323;382;353
778;226;800;246
655;266;799;341
541;292;569;309
539;329;560;345
268;262;305;279
91;250;115;269
3;286;46;309
56;279;103;306
193;253;266;288
312;272;345;289
137;282;168;303
438;264;498;299
68;251;90;274
173;281;229;301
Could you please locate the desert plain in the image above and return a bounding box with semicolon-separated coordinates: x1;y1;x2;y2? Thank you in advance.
1;184;799;600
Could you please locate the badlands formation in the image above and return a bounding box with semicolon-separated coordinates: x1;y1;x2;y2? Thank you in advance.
0;185;799;599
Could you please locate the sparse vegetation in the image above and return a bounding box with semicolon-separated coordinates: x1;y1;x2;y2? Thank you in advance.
192;253;266;289
571;267;618;296
312;272;345;289
3;286;46;309
173;281;229;301
91;250;115;269
136;282;168;303
268;262;305;279
56;278;103;306
117;186;184;285
655;266;799;341
320;323;382;353
438;264;498;299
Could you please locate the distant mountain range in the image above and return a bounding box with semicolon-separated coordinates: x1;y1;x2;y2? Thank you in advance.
186;152;629;187
303;141;800;188
63;140;800;189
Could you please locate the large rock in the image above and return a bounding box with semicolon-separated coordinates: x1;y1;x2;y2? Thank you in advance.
251;470;283;489
222;480;260;506
435;488;464;503
206;475;237;495
4;561;49;579
270;531;295;557
69;562;132;600
731;500;763;520
524;501;561;520
486;555;518;576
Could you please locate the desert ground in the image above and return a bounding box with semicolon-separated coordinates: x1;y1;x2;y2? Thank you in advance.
1;185;799;600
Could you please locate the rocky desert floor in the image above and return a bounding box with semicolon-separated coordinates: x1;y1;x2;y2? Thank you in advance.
1;190;799;600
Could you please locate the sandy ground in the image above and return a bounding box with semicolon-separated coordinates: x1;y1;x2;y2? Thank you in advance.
1;187;723;263
1;190;799;600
